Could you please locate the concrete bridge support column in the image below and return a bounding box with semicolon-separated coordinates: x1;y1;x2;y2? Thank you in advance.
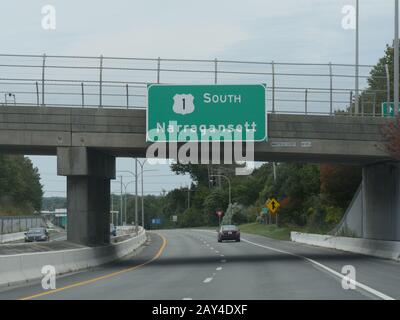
57;147;116;246
335;162;400;241
362;162;400;241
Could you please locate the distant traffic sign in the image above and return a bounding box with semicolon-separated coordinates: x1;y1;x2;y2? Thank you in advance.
382;102;400;117
147;84;267;142
266;198;280;214
151;218;161;225
262;207;269;215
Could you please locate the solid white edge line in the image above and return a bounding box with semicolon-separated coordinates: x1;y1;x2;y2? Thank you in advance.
193;229;395;301
241;238;395;301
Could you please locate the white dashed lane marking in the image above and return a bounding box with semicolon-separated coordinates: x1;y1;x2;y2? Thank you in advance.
203;277;213;283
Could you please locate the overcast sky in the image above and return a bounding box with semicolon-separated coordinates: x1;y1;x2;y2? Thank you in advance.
0;0;396;197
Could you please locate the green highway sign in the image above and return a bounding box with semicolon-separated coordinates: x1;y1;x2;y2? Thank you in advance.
147;84;266;142
382;102;400;117
262;207;269;215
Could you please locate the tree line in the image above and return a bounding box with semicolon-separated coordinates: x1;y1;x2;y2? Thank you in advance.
0;155;43;216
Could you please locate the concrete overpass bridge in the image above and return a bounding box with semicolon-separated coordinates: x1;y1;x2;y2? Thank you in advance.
0;54;398;246
0;105;397;245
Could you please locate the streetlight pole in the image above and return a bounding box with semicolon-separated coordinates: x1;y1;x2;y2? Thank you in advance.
395;0;399;116
187;184;190;210
135;159;138;233
355;0;359;115
136;159;148;228
120;175;123;226
111;193;114;225
210;174;232;221
117;168;155;229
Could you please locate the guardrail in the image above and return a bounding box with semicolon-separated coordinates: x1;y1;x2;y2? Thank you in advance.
0;227;146;287
0;53;389;116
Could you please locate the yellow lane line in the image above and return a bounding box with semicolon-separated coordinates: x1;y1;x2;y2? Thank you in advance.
19;233;167;300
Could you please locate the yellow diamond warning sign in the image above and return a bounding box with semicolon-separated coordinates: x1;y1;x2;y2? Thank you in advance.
266;198;280;214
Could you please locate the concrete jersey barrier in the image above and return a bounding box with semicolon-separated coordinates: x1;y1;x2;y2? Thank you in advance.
0;232;26;244
0;228;147;288
291;232;400;261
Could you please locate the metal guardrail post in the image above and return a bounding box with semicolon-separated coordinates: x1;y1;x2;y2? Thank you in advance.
99;55;103;108
305;89;308;115
157;57;161;84
35;81;39;107
361;94;364;116
41;53;46;106
349;91;353;115
271;61;275;113
329;62;333;115
372;92;376;117
126;84;129;109
81;82;84;107
214;58;218;84
385;63;391;117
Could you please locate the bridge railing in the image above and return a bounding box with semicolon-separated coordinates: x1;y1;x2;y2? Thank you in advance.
0;53;388;116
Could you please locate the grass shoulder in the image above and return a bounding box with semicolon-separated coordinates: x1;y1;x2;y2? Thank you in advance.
238;223;330;241
238;223;292;240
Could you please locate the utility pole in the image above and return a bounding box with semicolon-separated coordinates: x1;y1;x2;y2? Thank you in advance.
124;190;127;225
355;0;360;114
117;167;153;229
187;185;190;210
386;64;391;112
210;174;232;220
141;167;144;228
135;159;139;233
395;0;399;116
120;175;123;226
111;194;113;224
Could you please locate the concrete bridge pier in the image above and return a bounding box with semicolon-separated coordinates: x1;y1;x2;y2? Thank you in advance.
57;147;115;246
361;162;400;240
335;162;400;241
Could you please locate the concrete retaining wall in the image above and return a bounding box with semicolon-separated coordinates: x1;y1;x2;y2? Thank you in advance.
0;232;26;244
291;232;400;261
0;227;147;288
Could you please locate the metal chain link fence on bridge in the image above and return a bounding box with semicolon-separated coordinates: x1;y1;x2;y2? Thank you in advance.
0;53;390;116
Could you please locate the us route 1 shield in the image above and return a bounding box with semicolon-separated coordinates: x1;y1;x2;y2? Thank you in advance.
147;84;266;142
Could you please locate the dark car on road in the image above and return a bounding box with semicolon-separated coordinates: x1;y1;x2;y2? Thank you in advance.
218;225;240;242
24;227;49;242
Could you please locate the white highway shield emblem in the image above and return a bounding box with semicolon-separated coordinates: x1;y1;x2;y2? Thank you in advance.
173;94;195;115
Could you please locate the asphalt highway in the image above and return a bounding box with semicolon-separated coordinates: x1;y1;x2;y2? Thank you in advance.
0;229;399;300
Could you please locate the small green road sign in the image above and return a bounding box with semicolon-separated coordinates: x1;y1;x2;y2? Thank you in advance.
382;102;400;117
147;84;266;142
262;207;269;215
